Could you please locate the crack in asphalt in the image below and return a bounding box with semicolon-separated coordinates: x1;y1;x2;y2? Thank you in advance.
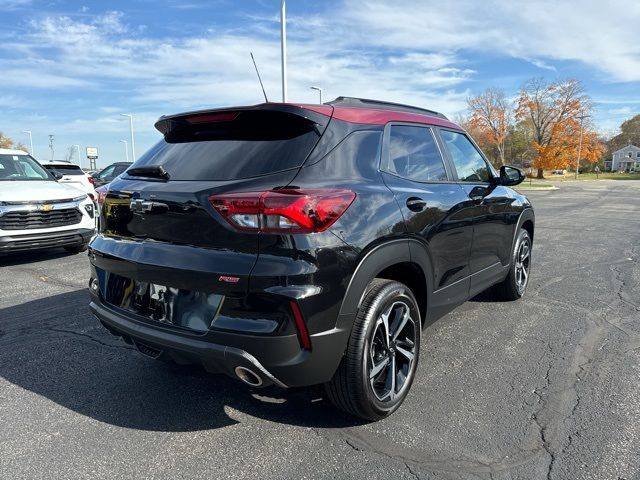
610;264;640;312
404;462;420;480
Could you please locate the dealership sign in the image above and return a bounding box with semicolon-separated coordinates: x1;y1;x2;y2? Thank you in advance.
86;147;98;159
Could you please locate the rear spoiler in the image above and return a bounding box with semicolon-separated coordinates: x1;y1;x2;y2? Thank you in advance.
154;103;334;137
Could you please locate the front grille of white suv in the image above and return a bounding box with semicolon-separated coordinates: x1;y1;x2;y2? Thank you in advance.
0;208;82;230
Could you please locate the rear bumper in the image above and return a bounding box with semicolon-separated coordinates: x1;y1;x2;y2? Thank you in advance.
0;228;94;253
89;294;353;388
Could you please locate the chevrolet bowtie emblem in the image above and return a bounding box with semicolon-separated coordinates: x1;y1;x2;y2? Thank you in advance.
38;204;54;212
130;199;169;213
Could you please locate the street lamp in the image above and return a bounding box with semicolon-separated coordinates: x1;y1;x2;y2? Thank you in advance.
120;113;136;162
22;130;33;155
310;86;323;104
575;114;590;180
73;144;81;167
280;0;287;102
120;140;129;162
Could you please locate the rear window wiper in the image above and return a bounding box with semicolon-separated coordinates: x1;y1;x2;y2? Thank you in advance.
126;165;170;180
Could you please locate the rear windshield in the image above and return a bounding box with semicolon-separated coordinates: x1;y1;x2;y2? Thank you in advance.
130;110;320;181
44;165;84;175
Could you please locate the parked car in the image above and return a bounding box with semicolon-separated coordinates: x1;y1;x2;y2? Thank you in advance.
92;162;132;187
41;160;96;199
88;98;534;420
0;149;96;254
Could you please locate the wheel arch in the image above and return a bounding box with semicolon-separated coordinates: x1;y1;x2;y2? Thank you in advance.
513;208;535;253
339;239;434;326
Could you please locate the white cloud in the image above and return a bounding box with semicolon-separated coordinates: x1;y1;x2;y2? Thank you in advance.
1;8;472;117
336;0;640;82
0;0;30;10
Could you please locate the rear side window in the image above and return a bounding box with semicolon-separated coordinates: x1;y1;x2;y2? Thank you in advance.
44;165;84;175
440;130;491;183
131;110;320;181
385;125;447;182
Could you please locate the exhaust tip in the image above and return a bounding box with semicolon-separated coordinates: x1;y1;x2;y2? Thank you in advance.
234;366;263;387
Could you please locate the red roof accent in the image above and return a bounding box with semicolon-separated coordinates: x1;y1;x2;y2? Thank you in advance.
291;103;461;129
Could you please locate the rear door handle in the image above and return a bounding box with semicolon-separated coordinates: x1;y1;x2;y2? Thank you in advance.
406;197;427;212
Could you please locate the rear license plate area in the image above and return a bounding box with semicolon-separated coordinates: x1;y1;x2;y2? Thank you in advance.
102;270;223;332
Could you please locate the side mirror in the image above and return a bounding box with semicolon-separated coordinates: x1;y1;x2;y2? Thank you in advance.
52;170;64;180
499;165;525;186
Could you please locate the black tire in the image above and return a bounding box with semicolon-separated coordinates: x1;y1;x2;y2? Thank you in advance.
325;279;421;421
64;243;88;254
495;228;532;300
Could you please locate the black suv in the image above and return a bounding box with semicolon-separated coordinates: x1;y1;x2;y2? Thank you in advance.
88;97;534;420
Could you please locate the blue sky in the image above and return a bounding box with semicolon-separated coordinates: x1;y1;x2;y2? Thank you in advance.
1;0;639;167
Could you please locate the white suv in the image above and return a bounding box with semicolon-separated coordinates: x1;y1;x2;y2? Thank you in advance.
40;160;96;199
0;149;96;254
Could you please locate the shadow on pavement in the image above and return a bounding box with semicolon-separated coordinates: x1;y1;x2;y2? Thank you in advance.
0;247;81;267
0;289;363;432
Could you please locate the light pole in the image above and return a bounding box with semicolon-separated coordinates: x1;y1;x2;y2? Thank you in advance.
120;140;129;162
310;86;323;104
22;130;33;155
575;114;589;180
120;113;136;161
73;144;81;167
280;0;287;102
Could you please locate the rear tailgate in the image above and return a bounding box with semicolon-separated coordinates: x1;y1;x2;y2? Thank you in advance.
91;105;332;298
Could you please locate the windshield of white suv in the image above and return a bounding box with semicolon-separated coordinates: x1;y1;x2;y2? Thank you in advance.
0;154;53;181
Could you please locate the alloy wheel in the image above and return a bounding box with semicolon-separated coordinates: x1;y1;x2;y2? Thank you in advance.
368;300;417;402
515;237;531;294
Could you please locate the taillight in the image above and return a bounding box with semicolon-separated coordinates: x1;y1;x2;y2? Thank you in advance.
209;189;356;233
97;189;107;205
88;176;95;185
185;111;239;124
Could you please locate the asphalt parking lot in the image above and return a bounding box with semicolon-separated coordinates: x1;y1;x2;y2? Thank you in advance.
1;180;639;480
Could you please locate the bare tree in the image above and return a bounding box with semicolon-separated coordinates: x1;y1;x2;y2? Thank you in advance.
467;88;513;166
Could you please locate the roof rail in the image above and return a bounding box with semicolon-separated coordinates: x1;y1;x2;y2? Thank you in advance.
326;96;448;120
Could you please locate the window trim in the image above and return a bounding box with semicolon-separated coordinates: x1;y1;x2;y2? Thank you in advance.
435;127;498;184
380;122;455;183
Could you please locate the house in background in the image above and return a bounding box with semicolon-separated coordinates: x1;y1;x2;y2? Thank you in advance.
605;145;640;171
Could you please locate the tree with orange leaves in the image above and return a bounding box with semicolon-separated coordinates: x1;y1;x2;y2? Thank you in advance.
466;88;512;166
516;78;601;178
0;132;27;152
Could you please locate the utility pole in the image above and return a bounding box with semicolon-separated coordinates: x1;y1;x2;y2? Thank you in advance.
280;0;287;102
48;134;55;160
22;130;33;156
575;114;589;180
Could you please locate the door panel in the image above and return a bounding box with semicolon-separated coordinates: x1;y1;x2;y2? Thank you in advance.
381;124;472;308
437;129;517;293
383;173;472;296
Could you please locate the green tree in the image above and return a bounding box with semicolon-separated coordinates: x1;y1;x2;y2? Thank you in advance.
605;114;640;158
